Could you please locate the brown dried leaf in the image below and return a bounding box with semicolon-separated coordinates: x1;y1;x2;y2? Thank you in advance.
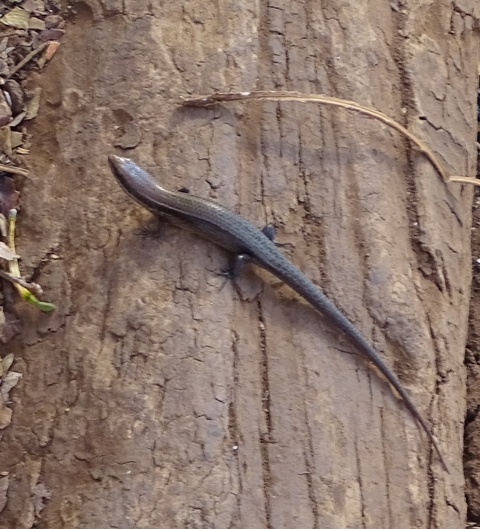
44;40;59;61
1;7;30;30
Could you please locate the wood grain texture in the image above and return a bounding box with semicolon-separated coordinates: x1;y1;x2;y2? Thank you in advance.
1;1;479;528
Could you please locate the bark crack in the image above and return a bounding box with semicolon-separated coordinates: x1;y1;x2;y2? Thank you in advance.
257;299;273;529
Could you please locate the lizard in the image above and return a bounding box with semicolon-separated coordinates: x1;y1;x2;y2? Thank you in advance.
108;154;448;471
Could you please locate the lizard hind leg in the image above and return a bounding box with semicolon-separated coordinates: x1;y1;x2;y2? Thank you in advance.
137;215;165;239
261;225;276;240
262;225;293;250
214;253;253;291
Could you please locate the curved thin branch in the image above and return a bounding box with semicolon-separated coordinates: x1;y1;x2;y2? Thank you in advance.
182;90;477;187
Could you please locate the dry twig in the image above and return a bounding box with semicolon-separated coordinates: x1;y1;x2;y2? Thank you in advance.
7;41;49;78
0;164;29;177
183;90;479;187
0;269;43;295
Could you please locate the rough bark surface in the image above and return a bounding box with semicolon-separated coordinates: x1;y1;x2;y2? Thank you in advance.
466;180;480;525
1;1;479;528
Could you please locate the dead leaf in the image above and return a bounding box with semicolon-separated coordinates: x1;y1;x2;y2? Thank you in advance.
2;354;14;375
25;87;41;120
44;40;60;61
34;1;46;14
0;371;22;402
11;131;23;149
28;17;45;31
8;111;26;128
1;7;30;30
0;241;19;260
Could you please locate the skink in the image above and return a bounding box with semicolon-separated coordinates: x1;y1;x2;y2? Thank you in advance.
108;154;447;471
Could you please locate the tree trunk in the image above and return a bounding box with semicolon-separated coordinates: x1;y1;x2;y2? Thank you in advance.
2;1;479;528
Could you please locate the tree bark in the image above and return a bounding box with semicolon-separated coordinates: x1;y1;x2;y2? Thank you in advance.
2;1;479;528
